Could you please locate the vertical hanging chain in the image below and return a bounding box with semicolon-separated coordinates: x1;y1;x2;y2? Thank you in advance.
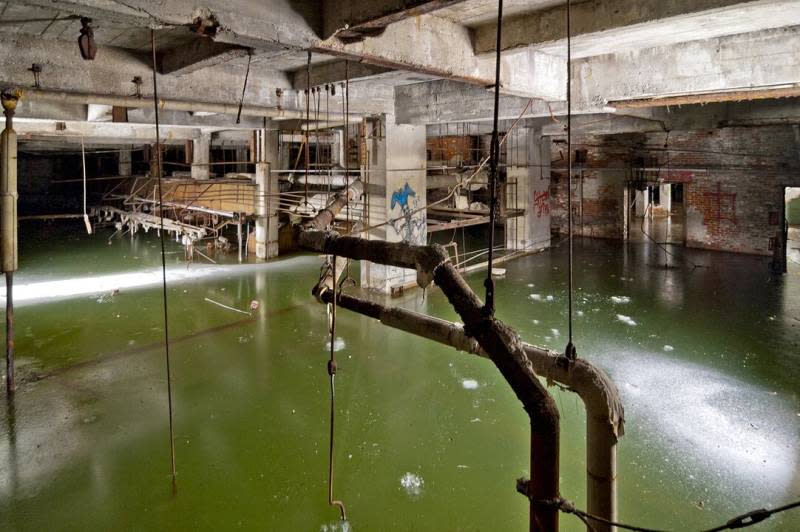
483;0;503;317
327;257;347;521
565;0;577;361
150;28;178;489
304;51;311;208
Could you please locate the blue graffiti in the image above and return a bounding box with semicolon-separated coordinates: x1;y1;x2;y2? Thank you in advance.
391;182;416;211
389;181;425;244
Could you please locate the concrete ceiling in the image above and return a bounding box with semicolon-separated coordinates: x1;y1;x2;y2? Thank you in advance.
0;0;798;135
434;0;566;27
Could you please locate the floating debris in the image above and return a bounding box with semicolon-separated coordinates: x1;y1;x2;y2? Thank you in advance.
400;472;424;497
462;379;479;390
320;520;352;532
550;328;560;337
611;295;631;304
325;337;346;352
617;314;637;326
204;297;251;316
529;293;543;301
663;345;674;352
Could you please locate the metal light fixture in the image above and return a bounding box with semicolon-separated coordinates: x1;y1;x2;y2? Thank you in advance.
78;17;97;60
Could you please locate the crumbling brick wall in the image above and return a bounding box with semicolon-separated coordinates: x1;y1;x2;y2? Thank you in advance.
550;133;642;238
639;126;800;255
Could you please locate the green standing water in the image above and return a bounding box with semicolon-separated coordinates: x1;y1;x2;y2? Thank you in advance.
1;222;798;531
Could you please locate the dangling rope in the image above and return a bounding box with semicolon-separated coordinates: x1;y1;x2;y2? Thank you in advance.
235;49;253;125
483;0;503;316
80;137;92;235
150;28;177;489
326;256;347;521
564;0;578;361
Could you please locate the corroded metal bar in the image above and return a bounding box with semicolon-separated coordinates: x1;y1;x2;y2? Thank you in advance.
1;90;19;396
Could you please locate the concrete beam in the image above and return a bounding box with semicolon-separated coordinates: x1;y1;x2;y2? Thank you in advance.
19;0;321;50
0;34;293;110
315;14;564;99
394;80;568;125
575;27;800;108
14;119;201;144
321;0;467;40
291;60;392;90
159;39;250;76
473;0;800;58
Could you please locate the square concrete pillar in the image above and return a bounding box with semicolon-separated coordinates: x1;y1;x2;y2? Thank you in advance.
118;146;132;177
255;121;279;259
505;127;551;253
191;133;211;180
361;115;427;292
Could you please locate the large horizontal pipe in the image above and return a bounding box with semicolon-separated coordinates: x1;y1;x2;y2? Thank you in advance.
15;88;363;122
324;290;623;531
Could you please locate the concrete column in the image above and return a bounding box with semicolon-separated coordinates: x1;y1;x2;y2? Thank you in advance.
361;114;427;293
505;127;551;253
660;183;672;214
255;121;279;259
635;188;650;217
235;146;248;173
118;146;132;177
191;133;211;180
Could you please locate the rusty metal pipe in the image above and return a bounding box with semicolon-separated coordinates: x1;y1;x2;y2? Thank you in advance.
302;233;561;530
319;291;623;530
1;91;19;396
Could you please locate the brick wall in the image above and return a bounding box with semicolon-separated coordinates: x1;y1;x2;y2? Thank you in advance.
550;133;642;238
426;136;476;165
639;126;800;255
548;125;800;256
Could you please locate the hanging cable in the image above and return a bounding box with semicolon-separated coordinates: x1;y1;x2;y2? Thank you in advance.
235;50;253;125
483;0;503;317
150;28;177;490
326;257;347;521
80;137;93;235
325;84;331;201
564;0;578;361
342;61;355;286
304;51;312;208
532;496;800;532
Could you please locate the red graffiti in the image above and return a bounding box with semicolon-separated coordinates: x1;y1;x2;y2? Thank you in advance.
534;190;550;217
702;181;737;225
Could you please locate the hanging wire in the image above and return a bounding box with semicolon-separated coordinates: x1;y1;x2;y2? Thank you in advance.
325;84;332;201
341;61;355;286
235;50;253;124
326;257;347;521
80;137;92;235
304;51;312;208
564;0;578;361
150;28;177;490
483;0;503;316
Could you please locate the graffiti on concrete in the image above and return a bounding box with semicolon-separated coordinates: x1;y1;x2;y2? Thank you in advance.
389;181;426;244
534;190;550;217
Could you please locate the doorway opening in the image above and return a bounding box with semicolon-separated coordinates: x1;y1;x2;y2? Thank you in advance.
785;187;800;272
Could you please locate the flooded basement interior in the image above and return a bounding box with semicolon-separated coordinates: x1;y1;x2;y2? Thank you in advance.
1;223;797;531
